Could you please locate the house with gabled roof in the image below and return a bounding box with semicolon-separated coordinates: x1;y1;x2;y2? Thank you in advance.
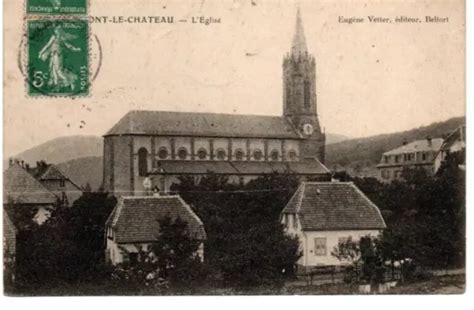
30;162;83;206
376;138;444;183
3;162;59;224
105;195;206;265
434;125;466;173
281;182;386;268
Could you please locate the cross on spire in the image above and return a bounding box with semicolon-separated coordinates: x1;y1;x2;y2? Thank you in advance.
291;7;308;56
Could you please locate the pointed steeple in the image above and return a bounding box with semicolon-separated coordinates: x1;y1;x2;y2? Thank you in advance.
291;7;308;56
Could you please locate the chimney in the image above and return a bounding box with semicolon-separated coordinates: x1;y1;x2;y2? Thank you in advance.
426;136;432;147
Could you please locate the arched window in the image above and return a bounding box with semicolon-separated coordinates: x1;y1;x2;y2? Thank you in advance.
138;147;148;177
304;80;310;108
286;82;292;107
197;148;208;160
177;148;188;160
216;149;226;160
253;149;263;161
158;147;168;159
270;150;279;161
288;150;297;161
235;149;245;161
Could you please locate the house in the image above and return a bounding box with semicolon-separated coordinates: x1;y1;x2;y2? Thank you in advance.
434;125;466;173
3;211;17;263
3;162;59;224
105;195;207;265
280;182;386;269
376;137;444;183
102;9;332;196
29;161;83;206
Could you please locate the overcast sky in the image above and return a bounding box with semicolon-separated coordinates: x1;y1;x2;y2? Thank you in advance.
4;0;465;157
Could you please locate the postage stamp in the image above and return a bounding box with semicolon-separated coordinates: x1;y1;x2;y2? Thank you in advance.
27;19;89;96
27;0;88;15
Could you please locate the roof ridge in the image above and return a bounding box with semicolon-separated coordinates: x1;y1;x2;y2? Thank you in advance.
126;109;285;119
296;182;306;214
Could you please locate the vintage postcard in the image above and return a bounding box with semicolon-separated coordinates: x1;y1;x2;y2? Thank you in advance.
3;0;465;296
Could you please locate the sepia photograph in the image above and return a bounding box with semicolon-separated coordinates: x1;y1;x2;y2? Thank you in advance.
2;0;466;297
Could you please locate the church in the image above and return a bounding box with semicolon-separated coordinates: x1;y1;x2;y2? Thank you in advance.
103;9;331;196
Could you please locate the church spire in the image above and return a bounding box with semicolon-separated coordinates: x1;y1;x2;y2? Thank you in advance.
291;7;307;56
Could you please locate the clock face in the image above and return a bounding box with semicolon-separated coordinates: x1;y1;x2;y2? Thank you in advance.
303;123;314;136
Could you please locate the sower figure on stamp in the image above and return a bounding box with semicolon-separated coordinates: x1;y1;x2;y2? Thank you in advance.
38;25;81;91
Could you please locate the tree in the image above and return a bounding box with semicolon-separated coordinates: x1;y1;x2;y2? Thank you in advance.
332;236;386;285
152;216;205;290
171;173;302;289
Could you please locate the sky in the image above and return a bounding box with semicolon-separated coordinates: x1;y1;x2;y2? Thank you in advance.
3;0;465;157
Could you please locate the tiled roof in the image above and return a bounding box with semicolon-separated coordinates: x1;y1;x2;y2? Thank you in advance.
105;110;301;139
107;195;206;243
440;125;466;152
281;182;386;231
383;138;443;156
150;160;330;176
3;164;58;205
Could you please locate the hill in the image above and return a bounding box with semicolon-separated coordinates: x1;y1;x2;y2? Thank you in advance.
325;116;465;176
12;135;103;165
57;156;103;190
326;133;351;145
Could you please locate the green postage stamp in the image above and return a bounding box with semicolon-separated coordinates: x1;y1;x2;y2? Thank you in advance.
27;19;89;96
27;0;88;15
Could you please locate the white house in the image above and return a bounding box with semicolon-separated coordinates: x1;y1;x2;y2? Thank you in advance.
105;195;206;265
434;125;466;173
280;182;386;270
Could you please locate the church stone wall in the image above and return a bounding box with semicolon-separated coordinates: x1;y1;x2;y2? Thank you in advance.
112;136;133;196
174;137;192;160
231;139;247;159
103;137;114;191
193;138;211;160
248;139;265;161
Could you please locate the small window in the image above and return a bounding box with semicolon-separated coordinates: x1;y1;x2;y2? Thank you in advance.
314;238;327;256
270;150;279;161
338;236;351;244
288;150;297;161
158;148;168;159
384;156;389;163
129;252;138;266
216;149;226;160
422;152;427;161
177;148;188;160
197;148;208;160
60;179;65;188
253;149;263;161
395;155;400;163
235;149;245;161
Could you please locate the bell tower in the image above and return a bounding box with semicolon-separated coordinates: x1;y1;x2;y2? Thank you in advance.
283;8;325;163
